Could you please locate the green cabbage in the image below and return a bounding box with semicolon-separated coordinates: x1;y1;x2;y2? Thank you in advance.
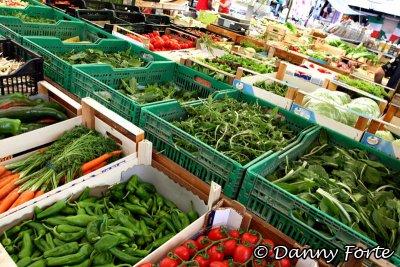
375;130;395;142
345;97;381;126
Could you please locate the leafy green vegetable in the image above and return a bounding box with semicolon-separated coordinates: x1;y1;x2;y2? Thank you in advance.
253;81;288;97
338;75;388;98
267;131;400;250
173;96;296;164
59;49;143;68
191;63;230;84
11;12;56;24
285;22;297;34
240;40;264;53
118;78;201;104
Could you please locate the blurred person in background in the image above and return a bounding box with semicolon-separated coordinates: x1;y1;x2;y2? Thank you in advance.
274;0;285;16
196;0;212;11
375;56;400;91
218;0;230;14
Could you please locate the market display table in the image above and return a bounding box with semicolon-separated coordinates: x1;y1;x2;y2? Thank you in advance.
135;0;189;11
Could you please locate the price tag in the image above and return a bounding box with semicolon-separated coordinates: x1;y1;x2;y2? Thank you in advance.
360;132;396;157
233;79;254;95
290;103;316;122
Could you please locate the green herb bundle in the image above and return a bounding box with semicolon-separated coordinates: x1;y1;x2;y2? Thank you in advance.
12;12;56;24
338;75;388;98
268;132;400;249
59;49;143;68
173;97;296;164
191;63;231;83
253;81;288;97
118;78;201;104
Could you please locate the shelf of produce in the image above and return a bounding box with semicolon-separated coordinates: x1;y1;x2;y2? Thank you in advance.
268;45;306;66
0;80;81;148
238;127;400;266
135;0;188;11
139;90;318;198
206;24;241;42
0;97;147;219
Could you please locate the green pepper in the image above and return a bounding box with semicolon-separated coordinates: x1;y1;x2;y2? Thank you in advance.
94;234;120;252
140;182;156;194
46;243;93;266
43;216;70;226
124;248;149;257
139;221;152;243
135;186;150;200
164;199;177;209
146;197;153;211
46;232;55;249
171;212;182;231
155;194;164;212
61;206;76;215
99;215;108;235
151;196;158;215
5;245;14;254
126;175;139;193
26;221;46;240
178;211;190;229
153;222;166;238
65;258;91;267
18;231;33;259
53;239;65;247
0;106;67;123
1;233;12;246
44;242;79;258
34;207;42;218
11;254;18;262
33;238;49;253
7;225;22;236
78;187;91;201
123;203;149;217
26;259;46;267
111;183;126;199
56;224;84;233
86;220;100;243
142;217;156;228
160;217;176;233
37;201;67;219
16;257;31;267
145;233;174;251
109;226;135;239
127;194;140;205
0;118;21;135
109;247;141;264
64;215;98;227
92;251;113;265
52;228;85;242
187;201;199;223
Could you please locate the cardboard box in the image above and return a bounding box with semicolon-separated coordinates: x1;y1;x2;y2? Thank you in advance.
0;97;150;219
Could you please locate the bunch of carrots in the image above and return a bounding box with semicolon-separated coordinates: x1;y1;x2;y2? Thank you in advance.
0;126;121;213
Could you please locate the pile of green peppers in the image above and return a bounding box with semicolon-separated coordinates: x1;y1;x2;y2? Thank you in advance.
1;175;199;267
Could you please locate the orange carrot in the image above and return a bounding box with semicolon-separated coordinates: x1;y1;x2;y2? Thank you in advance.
0;177;19;200
10;190;35;209
0;166;7;177
0;188;19;213
81;150;122;172
0;173;19;189
34;190;45;198
83;161;107;175
0;171;12;180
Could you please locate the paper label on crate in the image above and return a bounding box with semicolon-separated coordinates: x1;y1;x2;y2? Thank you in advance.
360;132;398;158
233;80;254;94
141;53;154;62
290;103;316;122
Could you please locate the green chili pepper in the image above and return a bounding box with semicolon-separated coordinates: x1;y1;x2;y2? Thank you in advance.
155;194;164;212
46;243;93;266
92;251;113;265
171;212;182;231
127;194;140;205
65;258;91;267
44;242;79;258
5;245;14;254
16;257;31;267
37;201;66;219
63;215;98;227
53;239;65;247
178;211;190;229
26;222;46;240
52;228;86;242
145;233;174;251
123;203;149;217
33;207;42;218
33;238;48;253
187;201;199;223
26;259;46;267
139;221;152;243
94;234;120;252
110;210;138;232
142;217;156;228
18;231;33;259
160;217;176;233
61;206;77;215
136;236;145;246
151;196;158;215
109;226;135;239
56;224;83;233
140;182;156;194
7;225;22;236
11;254;18;262
31;250;41;259
164;199;177;209
43;216;70;226
78;187;91;201
86;220;100;243
126;175;139;193
1;233;12;246
99;215;108;235
135;186;150;200
109;247;141;264
111;183;126;199
153;222;166;238
146;198;153;212
124;248;149;257
46;232;55;249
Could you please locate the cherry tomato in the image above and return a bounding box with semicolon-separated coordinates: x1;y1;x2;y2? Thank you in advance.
182;240;199;257
222;239;237;256
139;263;154;267
253;259;267;267
208;227;227;241
159;256;179;267
194;254;210;267
173;246;190;261
228;229;240;239
148;43;155;51
261;239;275;257
274;258;291;267
196;235;211;249
207;245;224;262
209;261;228;267
161;35;170;42
233;244;253;263
241;232;259;246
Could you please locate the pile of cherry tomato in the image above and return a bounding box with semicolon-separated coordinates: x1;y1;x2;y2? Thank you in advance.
139;226;292;267
145;31;196;51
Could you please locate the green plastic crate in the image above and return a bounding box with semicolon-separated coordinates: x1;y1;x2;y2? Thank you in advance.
22;37;169;89
71;62;234;124
0;5;79;42
238;127;400;265
139;90;318;198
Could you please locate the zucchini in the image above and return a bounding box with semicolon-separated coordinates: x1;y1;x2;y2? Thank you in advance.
0;118;21;135
0;107;67;122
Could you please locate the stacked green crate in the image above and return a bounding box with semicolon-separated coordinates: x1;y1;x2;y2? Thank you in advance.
72;62;234;123
139;90;319;198
238;127;400;265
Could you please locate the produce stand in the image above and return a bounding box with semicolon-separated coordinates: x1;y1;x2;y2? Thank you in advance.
135;0;189;11
206;24;242;42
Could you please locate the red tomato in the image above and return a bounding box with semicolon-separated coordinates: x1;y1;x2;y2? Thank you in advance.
253;259;267;267
209;261;228;267
261;239;275;256
194;255;210;267
196;236;211;249
233;245;253;263
228;229;240;239
274;258;291;267
139;263;154;267
207;227;227;241
182;240;199;257
173;246;190;261
159;257;179;267
207;245;224;262
161;35;170;42
148;43;155;51
222;239;237;256
241;232;259;246
153;31;160;36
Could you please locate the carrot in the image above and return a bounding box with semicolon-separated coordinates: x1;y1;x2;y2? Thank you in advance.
10;190;35;209
83;161;107;175
81;150;122;172
0;166;7;177
0;176;19;200
0;173;19;189
34;190;45;198
0;188;20;213
0;171;12;180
